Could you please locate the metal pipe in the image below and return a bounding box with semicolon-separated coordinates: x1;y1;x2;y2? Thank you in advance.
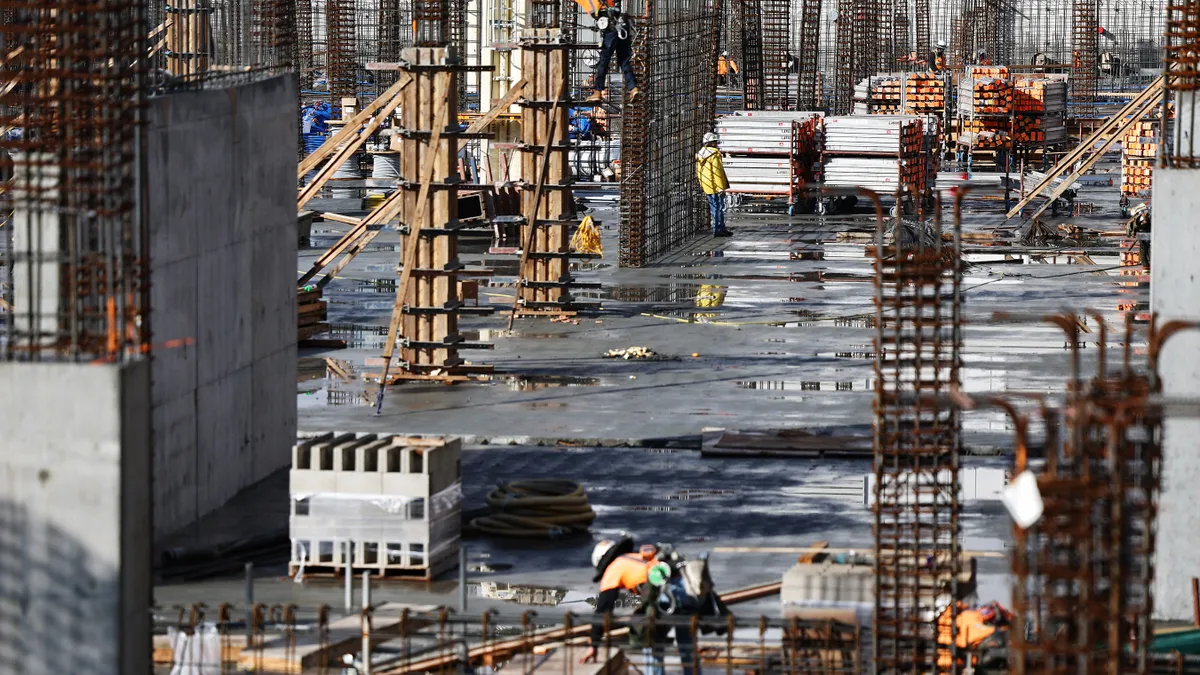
345;541;353;613
458;545;468;612
244;562;254;645
362;571;371;610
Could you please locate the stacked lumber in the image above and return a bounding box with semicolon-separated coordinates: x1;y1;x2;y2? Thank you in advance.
903;73;947;113
957;77;1014;116
1122;120;1158;196
298;284;330;341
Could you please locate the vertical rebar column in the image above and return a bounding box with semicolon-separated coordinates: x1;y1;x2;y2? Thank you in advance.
853;0;877;85
0;0;148;361
872;197;963;675
915;0;930;61
877;0;895;70
834;0;855;114
796;0;822;110
297;0;314;88
1164;0;1200;167
414;0;448;47
1071;0;1099;116
739;0;764;109
618;0;719;266
327;0;356;106
893;0;910;65
760;0;791;109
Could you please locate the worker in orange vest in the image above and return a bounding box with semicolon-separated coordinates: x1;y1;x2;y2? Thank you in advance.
579;536;701;675
575;0;640;103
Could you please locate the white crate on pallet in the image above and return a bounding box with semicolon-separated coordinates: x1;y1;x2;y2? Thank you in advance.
289;432;462;580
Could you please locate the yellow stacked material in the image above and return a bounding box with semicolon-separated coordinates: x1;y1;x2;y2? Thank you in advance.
1122;157;1154;196
1122;120;1158;196
958;118;1012;149
904;73;947;113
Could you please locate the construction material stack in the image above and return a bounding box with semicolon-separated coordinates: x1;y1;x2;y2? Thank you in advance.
1013;76;1068;160
903;73;948;116
298;284;330;343
855;75;904;115
1121;120;1159;198
823;115;927;211
715;111;824;211
956;66;1014;169
289;433;463;580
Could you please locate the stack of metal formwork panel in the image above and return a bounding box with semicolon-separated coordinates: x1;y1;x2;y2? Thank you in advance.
289;433;462;580
715;111;824;200
854;75;903;115
823;115;927;196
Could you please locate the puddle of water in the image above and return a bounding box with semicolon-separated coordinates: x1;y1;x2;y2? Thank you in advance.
298;387;372;406
503;375;602;391
352;278;397;293
325;323;388;349
666;489;736;500
816;349;875;360
736;380;871;391
473;581;568;606
624;505;678;512
298;357;327;382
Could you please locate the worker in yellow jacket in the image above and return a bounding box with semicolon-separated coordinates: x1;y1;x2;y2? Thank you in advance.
696;132;732;237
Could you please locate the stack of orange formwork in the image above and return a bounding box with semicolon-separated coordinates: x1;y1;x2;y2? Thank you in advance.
957;66;1014;152
903;73;948;114
854;75;904;115
1121;120;1158;197
1012;76;1067;148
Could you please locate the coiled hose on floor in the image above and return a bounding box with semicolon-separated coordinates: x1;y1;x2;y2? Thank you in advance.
469;479;596;538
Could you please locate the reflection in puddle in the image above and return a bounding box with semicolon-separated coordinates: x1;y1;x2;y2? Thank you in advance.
326;323;388;349
666;489;736;500
737;380;870;391
503;375;602;391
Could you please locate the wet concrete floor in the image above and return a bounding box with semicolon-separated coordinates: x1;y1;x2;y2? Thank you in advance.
156;159;1146;618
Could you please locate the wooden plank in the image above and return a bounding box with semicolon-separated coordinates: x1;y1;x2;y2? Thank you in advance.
298;74;413;179
508;75;569;330
297;80;409;209
464;78;528;134
1005;75;1162;219
320;212;362;226
376;52;456;398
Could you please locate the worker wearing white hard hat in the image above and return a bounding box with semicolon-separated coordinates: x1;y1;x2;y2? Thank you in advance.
696;132;732;237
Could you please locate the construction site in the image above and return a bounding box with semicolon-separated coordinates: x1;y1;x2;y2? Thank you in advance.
5;0;1200;673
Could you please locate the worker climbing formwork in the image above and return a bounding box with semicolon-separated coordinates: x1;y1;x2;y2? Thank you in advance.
575;0;641;103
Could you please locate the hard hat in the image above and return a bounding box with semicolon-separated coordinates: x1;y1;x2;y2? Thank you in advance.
703;132;719;145
721;50;728;57
936;40;947;49
591;540;617;569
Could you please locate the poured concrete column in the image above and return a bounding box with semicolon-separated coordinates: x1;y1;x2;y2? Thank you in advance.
1150;89;1200;618
0;361;152;675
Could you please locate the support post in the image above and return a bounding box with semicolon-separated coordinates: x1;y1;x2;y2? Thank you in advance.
345;541;354;613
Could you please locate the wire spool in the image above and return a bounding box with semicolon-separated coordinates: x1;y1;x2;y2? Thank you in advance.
469;479;596;538
329;151;363;199
301;132;327;182
367;152;401;199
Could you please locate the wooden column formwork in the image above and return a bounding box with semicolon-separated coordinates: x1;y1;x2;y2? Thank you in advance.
391;47;493;381
513;29;594;318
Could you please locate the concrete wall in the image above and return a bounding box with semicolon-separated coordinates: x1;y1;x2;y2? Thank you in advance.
145;74;299;538
0;361;152;675
1150;167;1200;620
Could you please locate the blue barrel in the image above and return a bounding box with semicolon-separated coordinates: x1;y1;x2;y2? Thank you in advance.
302;132;327;155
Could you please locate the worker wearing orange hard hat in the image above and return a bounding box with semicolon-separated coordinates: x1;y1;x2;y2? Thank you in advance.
575;0;640;104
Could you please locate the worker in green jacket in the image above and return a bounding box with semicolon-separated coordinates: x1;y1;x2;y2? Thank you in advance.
695;132;732;237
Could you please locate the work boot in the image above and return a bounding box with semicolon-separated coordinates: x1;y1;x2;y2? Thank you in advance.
714;230;733;237
628;87;642;102
585;91;604;103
